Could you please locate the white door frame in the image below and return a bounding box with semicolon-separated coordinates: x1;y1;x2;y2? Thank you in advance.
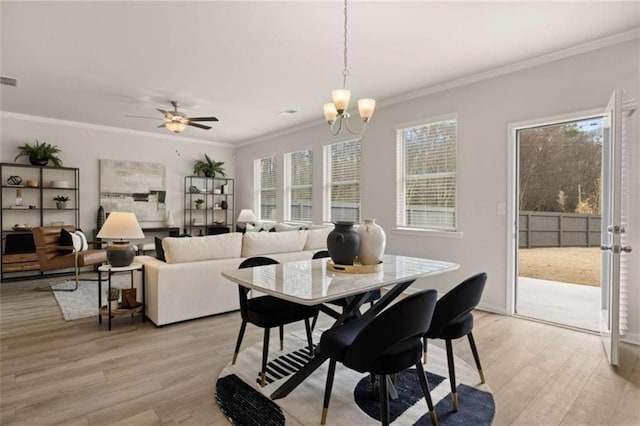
505;107;605;316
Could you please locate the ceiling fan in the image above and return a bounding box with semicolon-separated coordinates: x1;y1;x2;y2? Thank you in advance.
127;101;219;133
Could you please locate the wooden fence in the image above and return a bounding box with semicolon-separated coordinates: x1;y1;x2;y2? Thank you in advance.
519;211;601;248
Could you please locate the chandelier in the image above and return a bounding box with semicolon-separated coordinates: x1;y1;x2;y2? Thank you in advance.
323;0;375;136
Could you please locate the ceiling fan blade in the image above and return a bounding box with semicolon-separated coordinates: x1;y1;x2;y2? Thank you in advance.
157;123;167;128
157;108;173;119
125;115;162;120
187;116;219;122
187;122;212;130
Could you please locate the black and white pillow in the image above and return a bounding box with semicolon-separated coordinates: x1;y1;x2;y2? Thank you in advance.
59;228;88;252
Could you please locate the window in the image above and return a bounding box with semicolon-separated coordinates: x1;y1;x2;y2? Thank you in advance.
285;149;313;222
255;156;277;220
324;139;361;223
396;117;457;230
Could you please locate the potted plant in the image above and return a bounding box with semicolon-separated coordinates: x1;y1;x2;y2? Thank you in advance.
53;195;70;209
14;140;63;167
108;287;120;310
195;199;205;209
193;154;226;178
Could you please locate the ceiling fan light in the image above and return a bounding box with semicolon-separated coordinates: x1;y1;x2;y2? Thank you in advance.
331;89;351;113
166;121;186;133
358;98;376;122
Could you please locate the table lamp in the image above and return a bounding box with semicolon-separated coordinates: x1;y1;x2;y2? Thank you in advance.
237;209;256;225
97;211;145;267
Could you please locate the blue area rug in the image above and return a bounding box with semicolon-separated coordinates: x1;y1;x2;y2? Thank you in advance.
215;331;495;425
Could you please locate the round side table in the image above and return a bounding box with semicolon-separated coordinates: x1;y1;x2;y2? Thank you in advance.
98;263;145;330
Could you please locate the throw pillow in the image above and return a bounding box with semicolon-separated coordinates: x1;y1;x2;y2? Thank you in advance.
74;230;88;251
155;237;166;262
59;228;75;252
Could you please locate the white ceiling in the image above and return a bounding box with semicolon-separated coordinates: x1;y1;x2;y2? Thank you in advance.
1;1;639;145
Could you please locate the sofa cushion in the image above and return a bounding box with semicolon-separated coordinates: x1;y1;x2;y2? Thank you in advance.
304;226;333;250
163;233;242;264
242;230;308;257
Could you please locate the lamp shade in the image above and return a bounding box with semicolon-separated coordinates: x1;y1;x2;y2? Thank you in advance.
331;89;351;112
237;209;256;223
358;98;376;121
97;212;145;240
323;103;338;123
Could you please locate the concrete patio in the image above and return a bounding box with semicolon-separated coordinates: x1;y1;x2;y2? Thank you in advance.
517;277;600;331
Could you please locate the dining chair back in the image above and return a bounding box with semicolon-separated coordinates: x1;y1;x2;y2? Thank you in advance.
423;272;487;412
319;289;439;425
232;256;318;387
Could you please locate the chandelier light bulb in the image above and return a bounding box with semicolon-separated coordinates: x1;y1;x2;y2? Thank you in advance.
323;103;338;124
331;89;351;113
358;98;376;122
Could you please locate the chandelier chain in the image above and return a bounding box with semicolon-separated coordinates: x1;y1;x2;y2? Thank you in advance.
342;0;349;88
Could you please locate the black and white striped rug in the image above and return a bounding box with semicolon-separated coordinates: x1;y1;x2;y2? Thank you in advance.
215;331;494;425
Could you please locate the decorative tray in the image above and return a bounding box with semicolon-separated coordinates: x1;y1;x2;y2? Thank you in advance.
12;226;32;231
327;260;383;273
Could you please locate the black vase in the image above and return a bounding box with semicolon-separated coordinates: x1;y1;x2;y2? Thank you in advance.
327;222;360;265
29;156;48;166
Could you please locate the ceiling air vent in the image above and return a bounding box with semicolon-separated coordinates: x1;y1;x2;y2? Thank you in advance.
1;76;18;87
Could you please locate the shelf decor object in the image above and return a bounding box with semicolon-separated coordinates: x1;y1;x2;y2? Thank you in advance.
97;212;145;267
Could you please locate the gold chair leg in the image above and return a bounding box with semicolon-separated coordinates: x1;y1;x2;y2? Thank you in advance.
479;368;486;384
430;409;438;426
321;407;328;425
232;352;238;365
34;251;80;292
452;391;459;411
260;371;267;387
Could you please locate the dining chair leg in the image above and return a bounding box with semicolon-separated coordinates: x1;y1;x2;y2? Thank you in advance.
304;317;314;357
261;328;270;387
423;336;428;364
279;325;284;350
415;361;438;426
321;359;337;425
232;320;247;364
311;311;319;331
379;374;390;426
467;332;485;383
445;339;458;411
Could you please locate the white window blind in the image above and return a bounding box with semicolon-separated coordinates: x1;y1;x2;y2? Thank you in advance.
256;156;277;220
285;149;313;222
324;139;361;223
396;118;457;230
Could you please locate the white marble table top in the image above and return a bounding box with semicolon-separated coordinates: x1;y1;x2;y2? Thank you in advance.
221;254;459;306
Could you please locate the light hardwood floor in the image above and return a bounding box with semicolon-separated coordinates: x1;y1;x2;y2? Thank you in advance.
1;277;639;425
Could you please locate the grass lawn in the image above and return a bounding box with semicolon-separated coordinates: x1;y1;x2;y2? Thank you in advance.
518;247;601;286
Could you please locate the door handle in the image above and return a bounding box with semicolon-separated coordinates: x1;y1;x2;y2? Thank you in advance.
601;245;633;253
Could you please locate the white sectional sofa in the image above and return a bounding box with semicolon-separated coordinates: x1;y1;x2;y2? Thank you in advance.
134;227;332;326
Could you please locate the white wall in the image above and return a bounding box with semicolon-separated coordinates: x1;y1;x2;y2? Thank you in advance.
234;40;640;342
0;114;235;241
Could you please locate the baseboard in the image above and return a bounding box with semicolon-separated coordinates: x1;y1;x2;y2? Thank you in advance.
621;331;640;346
476;303;507;315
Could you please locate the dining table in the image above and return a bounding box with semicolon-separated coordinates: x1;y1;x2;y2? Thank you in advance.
221;253;459;400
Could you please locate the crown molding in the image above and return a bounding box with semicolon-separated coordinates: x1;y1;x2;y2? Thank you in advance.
0;111;234;148
238;28;640;149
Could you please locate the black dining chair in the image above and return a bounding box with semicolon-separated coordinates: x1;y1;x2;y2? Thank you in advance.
232;256;318;386
423;272;487;412
319;289;439;426
311;250;381;329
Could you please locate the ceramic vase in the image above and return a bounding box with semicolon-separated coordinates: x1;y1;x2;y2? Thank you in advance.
357;218;386;265
327;222;360;265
